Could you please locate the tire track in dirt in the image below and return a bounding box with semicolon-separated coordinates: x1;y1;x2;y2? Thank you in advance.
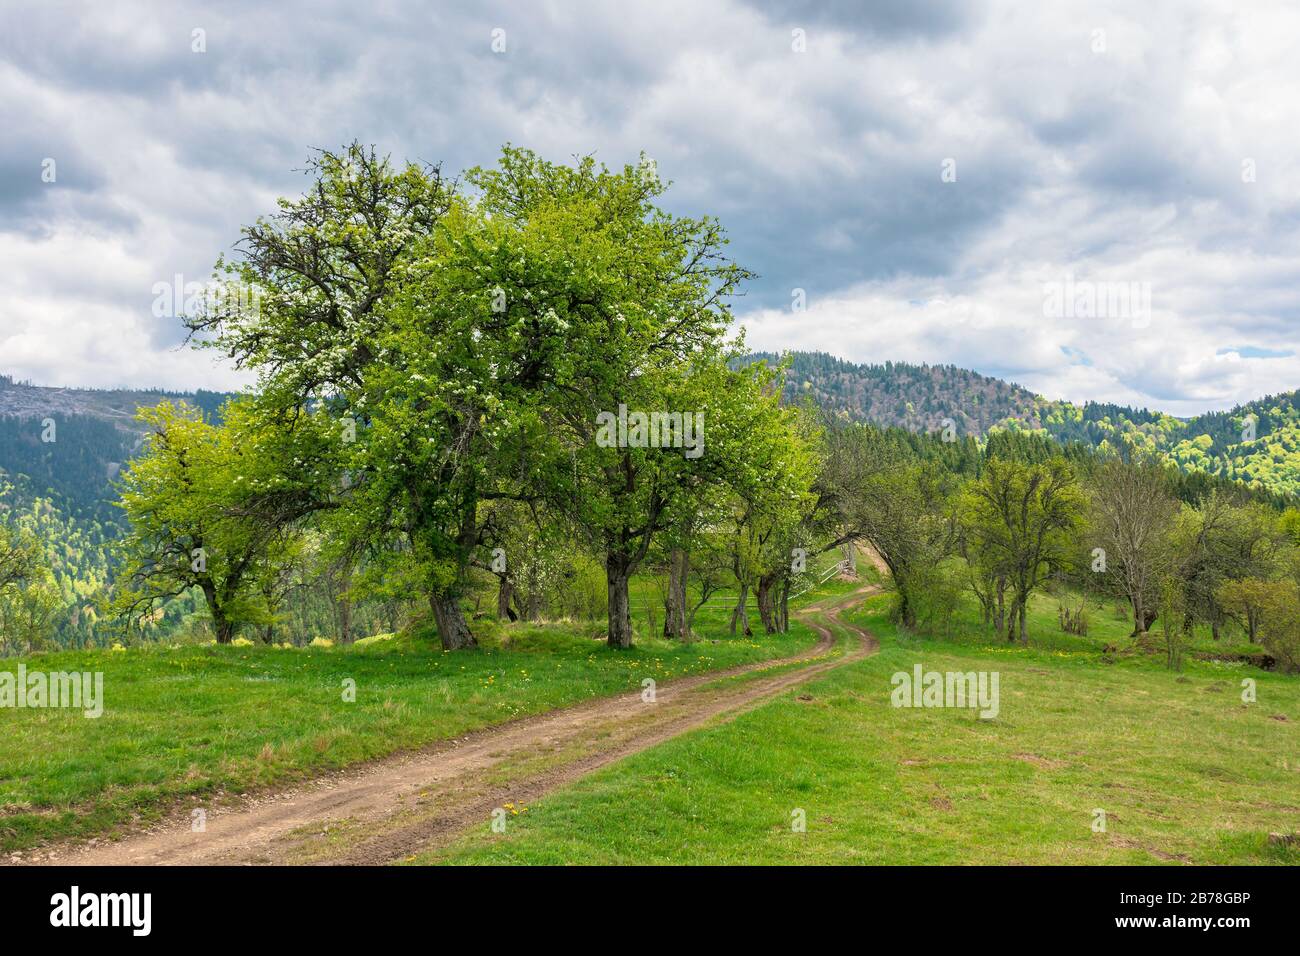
40;581;879;866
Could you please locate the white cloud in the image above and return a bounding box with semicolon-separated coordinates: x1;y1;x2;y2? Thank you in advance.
1;0;1298;414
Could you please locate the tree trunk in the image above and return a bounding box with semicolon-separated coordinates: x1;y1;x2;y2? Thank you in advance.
606;554;635;649
338;593;353;644
497;575;518;622
686;588;713;639
1130;597;1157;637
1018;600;1028;645
756;573;778;633
214;617;235;644
663;548;688;638
730;584;752;636
842;541;857;576
778;578;791;633
200;580;234;644
521;561;542;621
331;561;355;644
430;594;476;650
994;577;1006;634
898;587;917;629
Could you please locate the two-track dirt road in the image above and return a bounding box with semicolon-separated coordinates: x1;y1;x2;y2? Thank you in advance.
42;581;879;865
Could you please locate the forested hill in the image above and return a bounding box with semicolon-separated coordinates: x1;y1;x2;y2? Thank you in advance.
750;351;1045;435
0;375;230;522
4;357;1300;521
748;351;1300;496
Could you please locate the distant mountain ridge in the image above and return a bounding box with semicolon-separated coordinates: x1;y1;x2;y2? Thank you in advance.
748;351;1045;435
4;355;1299;523
748;351;1300;497
0;375;229;428
0;375;231;522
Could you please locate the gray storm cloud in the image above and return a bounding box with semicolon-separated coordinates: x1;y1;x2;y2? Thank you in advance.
1;0;1298;411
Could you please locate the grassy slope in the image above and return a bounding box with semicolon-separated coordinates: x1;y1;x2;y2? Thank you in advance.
0;581;822;853
423;591;1300;866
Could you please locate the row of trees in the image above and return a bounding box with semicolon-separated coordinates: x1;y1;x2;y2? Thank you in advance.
833;422;1300;670
41;142;1292;673
112;144;822;650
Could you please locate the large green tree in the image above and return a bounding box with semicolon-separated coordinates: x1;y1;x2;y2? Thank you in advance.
960;456;1084;643
828;423;955;628
464;149;762;648
184;144;499;649
113;400;335;643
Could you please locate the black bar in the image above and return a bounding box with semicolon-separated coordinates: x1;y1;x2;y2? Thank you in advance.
0;865;1283;942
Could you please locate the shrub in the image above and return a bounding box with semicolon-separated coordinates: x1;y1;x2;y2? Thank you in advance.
1220;579;1300;673
1058;603;1088;635
892;564;963;635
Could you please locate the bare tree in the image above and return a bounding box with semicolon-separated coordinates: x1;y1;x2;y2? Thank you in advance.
1088;450;1180;638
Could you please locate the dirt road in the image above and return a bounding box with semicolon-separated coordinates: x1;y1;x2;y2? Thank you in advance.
43;582;879;866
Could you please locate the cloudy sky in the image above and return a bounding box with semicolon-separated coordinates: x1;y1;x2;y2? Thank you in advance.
2;0;1298;415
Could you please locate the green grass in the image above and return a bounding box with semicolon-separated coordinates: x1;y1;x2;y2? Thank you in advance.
0;606;819;853
420;592;1300;865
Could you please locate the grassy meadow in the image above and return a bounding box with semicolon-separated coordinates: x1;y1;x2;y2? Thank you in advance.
418;589;1300;866
0;578;822;854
